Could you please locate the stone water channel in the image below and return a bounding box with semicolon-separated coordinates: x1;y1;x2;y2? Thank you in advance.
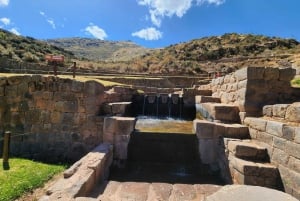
87;116;225;200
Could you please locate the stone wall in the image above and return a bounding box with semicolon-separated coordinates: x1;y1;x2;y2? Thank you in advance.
201;67;300;116
0;74;136;162
263;103;300;123
244;117;300;199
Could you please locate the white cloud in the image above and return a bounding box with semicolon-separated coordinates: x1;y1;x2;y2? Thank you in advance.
47;19;56;29
0;0;9;7
85;23;108;40
196;0;225;6
40;11;56;29
138;0;193;27
10;28;20;35
132;27;162;40
0;17;10;25
137;0;225;27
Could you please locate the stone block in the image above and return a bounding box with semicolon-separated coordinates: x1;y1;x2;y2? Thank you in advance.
103;117;116;143
272;148;289;165
228;140;267;161
279;67;296;81
84;81;105;96
272;104;289;118
193;120;217;139
282;125;295;140
202;103;240;122
256;131;273;145
205;185;298;201
263;105;273;117
288;156;300;173
222;124;249;139
285;141;300;160
63;101;78;113
195;96;220;104
249;128;258;139
25;109;41;124
273;136;286;150
231;156;277;177
244;117;267;132
295;127;300;144
111;102;129;115
114;117;136;136
0;77;7;86
266;120;284;137
264;67;280;80
199;138;218;164
235;67;248;81
51;111;62;124
71;80;84;92
248;67;266;80
285;102;300;123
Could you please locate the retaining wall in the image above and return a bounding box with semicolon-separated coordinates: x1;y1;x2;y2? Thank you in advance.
200;67;300;116
244;117;300;199
0;74;136;162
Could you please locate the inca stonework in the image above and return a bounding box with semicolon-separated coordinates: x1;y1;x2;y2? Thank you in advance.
196;67;300;199
0;74;137;162
1;66;300;200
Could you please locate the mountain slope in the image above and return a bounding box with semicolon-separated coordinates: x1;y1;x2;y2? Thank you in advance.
127;33;300;74
0;28;74;63
46;38;153;61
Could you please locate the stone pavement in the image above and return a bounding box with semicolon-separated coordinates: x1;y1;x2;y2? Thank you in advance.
205;185;298;201
91;181;222;201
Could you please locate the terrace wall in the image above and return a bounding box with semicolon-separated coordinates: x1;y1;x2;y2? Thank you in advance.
0;74;135;162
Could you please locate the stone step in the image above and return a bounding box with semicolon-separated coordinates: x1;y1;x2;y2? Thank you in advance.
95;181;222;201
227;140;268;162
195;95;221;104
196;103;240;123
102;102;131;116
195;89;212;96
229;155;280;189
194;120;250;140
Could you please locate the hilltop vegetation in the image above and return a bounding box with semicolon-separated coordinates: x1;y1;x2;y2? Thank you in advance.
0;28;74;63
1;29;300;75
46;37;152;61
70;33;300;75
126;33;300;74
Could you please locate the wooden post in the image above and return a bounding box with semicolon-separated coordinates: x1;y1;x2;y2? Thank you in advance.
53;64;57;76
73;62;76;78
3;131;11;164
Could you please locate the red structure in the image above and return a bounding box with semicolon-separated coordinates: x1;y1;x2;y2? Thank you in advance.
45;55;64;76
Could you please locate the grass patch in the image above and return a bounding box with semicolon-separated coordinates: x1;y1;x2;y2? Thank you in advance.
291;78;300;87
0;158;65;201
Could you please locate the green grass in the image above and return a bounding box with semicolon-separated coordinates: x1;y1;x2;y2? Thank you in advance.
0;158;65;201
291;78;300;87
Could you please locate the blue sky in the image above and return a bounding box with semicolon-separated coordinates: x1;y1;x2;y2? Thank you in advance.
0;0;300;48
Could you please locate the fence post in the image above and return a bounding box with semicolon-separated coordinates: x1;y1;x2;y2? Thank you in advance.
73;61;76;78
3;131;11;165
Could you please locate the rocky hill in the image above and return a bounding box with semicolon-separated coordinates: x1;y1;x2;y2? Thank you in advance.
0;28;74;63
46;38;152;61
1;29;300;75
127;33;300;74
71;33;300;75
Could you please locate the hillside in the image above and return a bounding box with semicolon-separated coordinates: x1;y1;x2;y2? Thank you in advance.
70;33;300;75
46;38;153;61
1;30;300;75
127;33;300;74
0;28;74;63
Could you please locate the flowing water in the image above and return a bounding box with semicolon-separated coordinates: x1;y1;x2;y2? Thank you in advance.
135;117;194;134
